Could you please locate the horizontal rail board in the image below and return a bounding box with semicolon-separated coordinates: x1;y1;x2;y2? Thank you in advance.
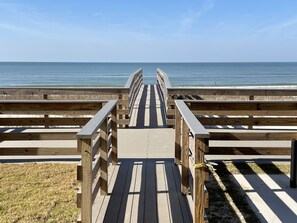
208;129;297;140
186;100;297;111
77;100;117;139
0;132;77;140
175;100;210;138
198;117;297;126
168;88;297;96
0;88;129;95
0;100;104;111
0;118;90;126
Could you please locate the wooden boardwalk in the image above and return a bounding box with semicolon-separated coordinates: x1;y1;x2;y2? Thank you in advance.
129;84;166;128
93;159;192;223
91;85;193;222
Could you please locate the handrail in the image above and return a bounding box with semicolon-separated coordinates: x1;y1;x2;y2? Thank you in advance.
156;68;172;88
77;100;117;139
175;100;210;138
157;68;173;126
125;69;143;118
76;100;118;223
124;68;142;88
175;100;209;223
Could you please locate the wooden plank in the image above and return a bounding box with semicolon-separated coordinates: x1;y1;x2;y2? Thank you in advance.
194;138;207;223
100;118;108;195
182;119;190;195
164;160;189;223
130;161;143;222
0;132;76;140
193;110;297;116
208;147;291;155
175;108;182;165
209;130;297;140
0;100;103;112
0;118;90;126
103;160;130;222
156;161;171;222
0;87;129;96
0;147;78;155
80;138;92;223
167;87;297;97
187;100;297;111
198;117;297;126
144;160;158;222
111;107;118;164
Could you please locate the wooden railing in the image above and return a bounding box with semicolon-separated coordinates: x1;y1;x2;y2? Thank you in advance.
156;69;297;127
0;69;143;128
185;100;297;155
180;99;297;187
125;68;143;118
76;100;118;223
0;100;107;155
175;100;210;223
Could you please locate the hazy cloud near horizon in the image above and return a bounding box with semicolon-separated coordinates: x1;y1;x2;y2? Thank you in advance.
0;0;296;62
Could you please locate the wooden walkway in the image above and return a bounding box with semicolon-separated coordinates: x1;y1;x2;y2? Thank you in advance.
93;159;192;223
92;85;193;222
129;84;166;128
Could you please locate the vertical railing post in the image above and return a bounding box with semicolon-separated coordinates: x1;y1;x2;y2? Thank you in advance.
194;138;208;223
80;138;92;223
290;140;297;188
43;94;49;128
100;118;108;195
111;107;118;165
248;95;254;129
181;118;189;195
175;108;181;165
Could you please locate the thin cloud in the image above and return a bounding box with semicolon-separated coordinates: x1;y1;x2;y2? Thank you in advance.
256;17;297;35
178;0;215;31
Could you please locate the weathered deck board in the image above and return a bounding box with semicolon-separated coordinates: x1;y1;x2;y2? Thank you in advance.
93;159;192;223
129;84;166;128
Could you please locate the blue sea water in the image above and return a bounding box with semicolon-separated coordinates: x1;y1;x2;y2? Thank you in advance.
0;62;297;87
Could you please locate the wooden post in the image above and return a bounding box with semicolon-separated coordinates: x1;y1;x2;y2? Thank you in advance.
248;95;254;130
111;107;118;165
80;138;92;223
194;138;208;223
43;94;49;128
100;118;108;195
181;118;189;195
175;108;181;165
290;140;297;188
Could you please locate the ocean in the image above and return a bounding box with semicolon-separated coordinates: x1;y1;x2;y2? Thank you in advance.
0;62;297;87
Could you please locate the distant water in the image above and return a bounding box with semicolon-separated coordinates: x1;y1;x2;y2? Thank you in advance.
0;62;297;87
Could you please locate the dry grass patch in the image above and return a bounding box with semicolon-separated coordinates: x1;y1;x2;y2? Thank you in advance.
206;162;290;222
0;163;78;223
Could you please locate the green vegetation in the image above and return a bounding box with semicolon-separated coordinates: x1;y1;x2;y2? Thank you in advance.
0;163;78;223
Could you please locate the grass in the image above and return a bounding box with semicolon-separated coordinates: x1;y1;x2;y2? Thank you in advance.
0;163;78;223
205;162;290;223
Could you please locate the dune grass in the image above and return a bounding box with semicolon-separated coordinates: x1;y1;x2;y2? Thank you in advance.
0;163;78;223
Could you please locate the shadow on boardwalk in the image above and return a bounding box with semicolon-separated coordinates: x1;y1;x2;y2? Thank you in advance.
102;159;192;223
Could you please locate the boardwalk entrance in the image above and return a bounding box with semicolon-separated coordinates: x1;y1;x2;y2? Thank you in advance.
92;84;193;222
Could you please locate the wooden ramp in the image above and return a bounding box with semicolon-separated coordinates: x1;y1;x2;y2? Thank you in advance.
93;159;192;223
129;84;166;128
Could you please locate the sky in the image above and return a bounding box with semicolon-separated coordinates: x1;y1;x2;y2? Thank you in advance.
0;0;297;62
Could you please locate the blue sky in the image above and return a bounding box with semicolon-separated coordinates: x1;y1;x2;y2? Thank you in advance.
0;0;297;62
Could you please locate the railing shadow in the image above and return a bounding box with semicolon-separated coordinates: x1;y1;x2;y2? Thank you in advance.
103;159;192;223
218;161;297;223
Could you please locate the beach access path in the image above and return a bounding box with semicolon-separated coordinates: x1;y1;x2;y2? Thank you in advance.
1;84;296;222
